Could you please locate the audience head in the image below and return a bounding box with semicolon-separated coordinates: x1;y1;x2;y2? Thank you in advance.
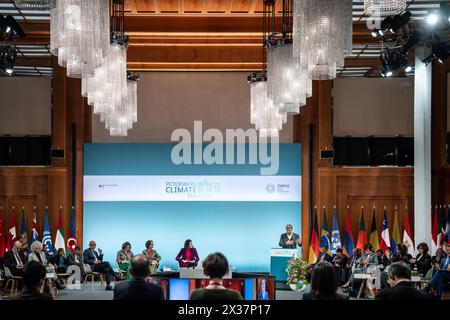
397;243;408;257
184;239;193;249
57;248;65;256
363;243;373;253
285;224;293;234
417;243;428;255
202;252;229;280
387;262;411;287
310;261;338;299
435;247;443;257
352;248;361;257
18;235;27;245
320;246;328;253
31;241;43;253
89;241;96;249
376;249;383;256
386;247;392;256
22;261;47;292
122;241;131;251
74;246;81;253
145;240;154;249
130;255;150;279
336;248;343;256
13;240;22;252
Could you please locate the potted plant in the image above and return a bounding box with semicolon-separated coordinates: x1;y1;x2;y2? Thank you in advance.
286;257;309;291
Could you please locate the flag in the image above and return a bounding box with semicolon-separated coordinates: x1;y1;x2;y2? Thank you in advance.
343;206;355;256
43;207;54;256
331;207;342;255
67;206;78;253
391;207;401;255
369;207;380;252
356;207;367;251
445;205;450;244
380;208;391;254
5;207;17;252
20;207;28;251
0;206;5;257
319;207;331;253
403;207;414;256
308;207;320;264
29;206;40;249
54;207;66;254
431;206;439;255
439;205;446;246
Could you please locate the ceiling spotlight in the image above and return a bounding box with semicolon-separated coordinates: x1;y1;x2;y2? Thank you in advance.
6;26;11;33
386;71;393;77
427;12;440;26
405;65;412;72
5;67;13;75
371;30;378;38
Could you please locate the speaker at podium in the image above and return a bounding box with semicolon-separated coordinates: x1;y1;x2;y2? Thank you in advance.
270;248;299;281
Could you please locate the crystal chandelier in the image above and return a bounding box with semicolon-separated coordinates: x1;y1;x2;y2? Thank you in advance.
14;0;53;10
364;0;407;17
293;0;353;80
50;0;110;79
81;0;138;137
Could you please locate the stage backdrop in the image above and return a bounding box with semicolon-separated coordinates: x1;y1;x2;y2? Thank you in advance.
83;143;301;272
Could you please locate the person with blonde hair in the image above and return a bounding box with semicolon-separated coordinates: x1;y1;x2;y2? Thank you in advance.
29;241;64;290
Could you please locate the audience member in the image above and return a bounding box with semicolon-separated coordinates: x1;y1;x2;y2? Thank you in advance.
142;240;161;273
113;255;164;300
376;262;432;300
431;247;446;274
190;252;242;300
392;243;413;264
68;246;85;274
341;248;362;288
410;243;432;277
17;235;29;258
380;247;393;268
29;241;64;290
83;240;116;290
4;240;26;276
10;261;53;300
316;246;333;264
422;246;450;299
54;248;69;274
332;248;348;286
303;261;348;300
176;239;200;268
117;241;134;280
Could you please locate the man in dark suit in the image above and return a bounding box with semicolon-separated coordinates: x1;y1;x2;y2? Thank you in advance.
4;240;26;276
114;255;164;300
83;240;116;290
376;262;432;300
316;246;333;264
279;224;302;249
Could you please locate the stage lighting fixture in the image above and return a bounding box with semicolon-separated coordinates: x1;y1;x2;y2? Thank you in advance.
5;15;26;39
405;65;412;72
426;12;440;26
371;30;378;38
402;30;420;54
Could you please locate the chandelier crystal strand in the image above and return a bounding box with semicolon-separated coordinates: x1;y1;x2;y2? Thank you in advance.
293;0;353;80
364;0;406;17
50;0;109;79
14;0;53;9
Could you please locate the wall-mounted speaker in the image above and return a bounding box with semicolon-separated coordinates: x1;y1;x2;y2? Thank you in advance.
320;149;334;159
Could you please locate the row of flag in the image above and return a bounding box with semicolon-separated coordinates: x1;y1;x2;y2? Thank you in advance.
308;205;450;264
0;206;78;257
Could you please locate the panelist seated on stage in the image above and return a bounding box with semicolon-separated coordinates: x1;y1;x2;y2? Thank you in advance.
142;240;161;273
278;224;302;249
83;240;116;291
190;252;242;300
176;239;200;269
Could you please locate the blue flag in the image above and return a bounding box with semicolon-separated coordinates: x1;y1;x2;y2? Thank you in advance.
331;209;342;255
29;207;40;249
43;209;54;256
20;208;28;250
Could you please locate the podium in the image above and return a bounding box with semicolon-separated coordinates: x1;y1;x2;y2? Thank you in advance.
270;248;298;281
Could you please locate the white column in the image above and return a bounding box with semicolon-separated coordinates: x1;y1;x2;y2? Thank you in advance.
414;47;432;246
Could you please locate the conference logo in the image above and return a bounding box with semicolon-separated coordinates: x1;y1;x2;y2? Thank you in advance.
165;179;221;199
265;183;276;194
170;121;280;175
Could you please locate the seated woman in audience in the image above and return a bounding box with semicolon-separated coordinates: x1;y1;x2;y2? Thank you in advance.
410;242;432;278
393;244;413;264
303;261;348;300
342;248;362;288
142;240;161;274
332;248;348;286
176;239;199;269
190;252;242;300
116;241;134;280
431;247;446;274
29;241;64;290
380;247;393;268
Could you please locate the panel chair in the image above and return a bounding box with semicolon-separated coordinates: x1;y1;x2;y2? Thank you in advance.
3;267;22;296
82;263;105;291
